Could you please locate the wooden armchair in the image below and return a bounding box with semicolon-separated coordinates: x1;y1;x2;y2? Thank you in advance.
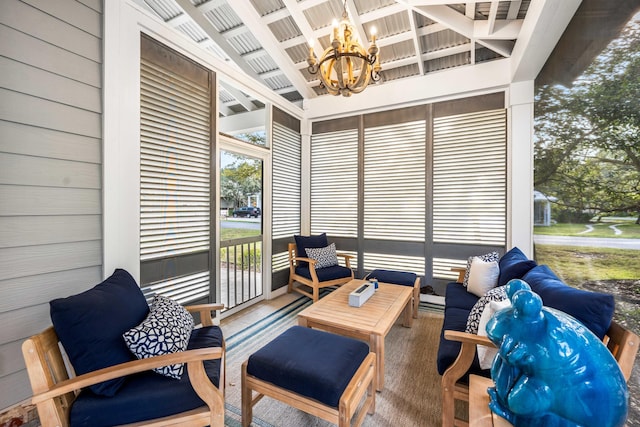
288;242;355;302
22;302;226;427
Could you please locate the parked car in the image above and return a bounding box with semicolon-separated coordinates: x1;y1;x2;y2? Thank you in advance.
232;206;261;218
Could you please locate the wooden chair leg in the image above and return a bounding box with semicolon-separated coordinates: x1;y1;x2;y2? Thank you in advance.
241;362;253;427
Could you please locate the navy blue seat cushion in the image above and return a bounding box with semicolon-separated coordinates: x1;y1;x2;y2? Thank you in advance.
436;306;485;378
247;326;369;408
497;247;537;287
294;233;328;267
368;269;417;287
444;281;480;312
295;264;352;281
50;269;149;396
522;265;614;339
69;326;223;427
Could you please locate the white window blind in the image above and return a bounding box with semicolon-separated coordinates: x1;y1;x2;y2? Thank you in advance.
140;58;211;261
363;252;424;276
433;109;506;245
364;120;426;241
272;123;301;239
310;129;358;237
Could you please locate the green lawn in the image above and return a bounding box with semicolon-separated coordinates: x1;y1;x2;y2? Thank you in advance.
220;227;261;241
534;245;640;286
534;221;640;238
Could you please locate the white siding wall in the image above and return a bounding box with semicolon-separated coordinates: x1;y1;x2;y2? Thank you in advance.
0;0;103;410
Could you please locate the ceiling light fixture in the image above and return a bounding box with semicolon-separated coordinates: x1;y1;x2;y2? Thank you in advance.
307;0;381;97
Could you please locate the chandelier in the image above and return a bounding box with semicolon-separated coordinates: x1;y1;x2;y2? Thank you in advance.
307;0;382;97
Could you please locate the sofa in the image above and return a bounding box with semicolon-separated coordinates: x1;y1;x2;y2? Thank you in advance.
436;247;638;427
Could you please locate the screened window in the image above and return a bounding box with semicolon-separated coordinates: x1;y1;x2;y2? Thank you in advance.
310;129;359;237
364;120;426;241
272;122;301;271
139;35;215;304
432;109;506;245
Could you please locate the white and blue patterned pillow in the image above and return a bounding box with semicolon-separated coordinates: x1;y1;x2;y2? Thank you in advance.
465;285;508;335
305;243;338;269
123;295;194;379
463;251;499;287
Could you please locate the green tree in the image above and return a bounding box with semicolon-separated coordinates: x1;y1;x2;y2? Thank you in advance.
534;17;640;222
220;153;262;208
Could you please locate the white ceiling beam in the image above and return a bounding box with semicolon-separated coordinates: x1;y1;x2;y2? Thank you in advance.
510;0;581;82
507;0;522;20
408;8;425;75
226;0;317;99
173;0;265;83
412;5;515;57
262;7;291;25
281;0;317;50
474;19;522;39
220;80;258;112
465;2;475;19
345;0;369;46
487;1;499;35
298;0;327;11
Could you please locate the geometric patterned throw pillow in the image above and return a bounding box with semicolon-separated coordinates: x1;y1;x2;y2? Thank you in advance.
462;251;499;287
123;295;194;379
465;285;507;335
305;243;338;269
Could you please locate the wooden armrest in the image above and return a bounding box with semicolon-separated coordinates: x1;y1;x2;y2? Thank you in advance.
451;267;466;283
444;330;496;348
337;252;354;260
30;347;224;404
292;256;317;266
186;303;224;327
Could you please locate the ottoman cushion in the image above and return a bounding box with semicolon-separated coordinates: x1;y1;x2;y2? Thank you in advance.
367;269;417;287
246;326;369;408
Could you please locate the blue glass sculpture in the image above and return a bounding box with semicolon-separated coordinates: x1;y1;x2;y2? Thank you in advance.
485;279;628;427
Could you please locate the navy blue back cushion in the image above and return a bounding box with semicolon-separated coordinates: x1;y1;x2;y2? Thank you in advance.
294;233;328;267
70;326;223;426
522;265;615;339
444;282;479;312
497;247;537;287
50;269;149;396
368;269;417;287
247;326;369;408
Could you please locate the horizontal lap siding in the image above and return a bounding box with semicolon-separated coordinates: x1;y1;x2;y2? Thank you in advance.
0;0;103;411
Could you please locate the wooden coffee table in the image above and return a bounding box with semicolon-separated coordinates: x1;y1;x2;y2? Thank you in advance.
297;279;413;391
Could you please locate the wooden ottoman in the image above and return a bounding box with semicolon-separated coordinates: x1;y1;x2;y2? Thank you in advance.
241;326;376;427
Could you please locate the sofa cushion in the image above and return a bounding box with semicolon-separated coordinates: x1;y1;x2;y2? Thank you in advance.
294;233;328;267
436;306;485;377
497;247;537;287
123;295;195;379
50;269;150;396
367;269;417;287
522;265;615;339
305;243;338;268
70;325;223;427
445;282;480;312
295;264;352;281
247;326;370;408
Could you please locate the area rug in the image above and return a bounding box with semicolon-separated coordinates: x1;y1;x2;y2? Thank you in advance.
222;293;446;427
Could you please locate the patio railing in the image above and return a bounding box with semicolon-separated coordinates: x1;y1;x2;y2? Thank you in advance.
220;235;263;310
